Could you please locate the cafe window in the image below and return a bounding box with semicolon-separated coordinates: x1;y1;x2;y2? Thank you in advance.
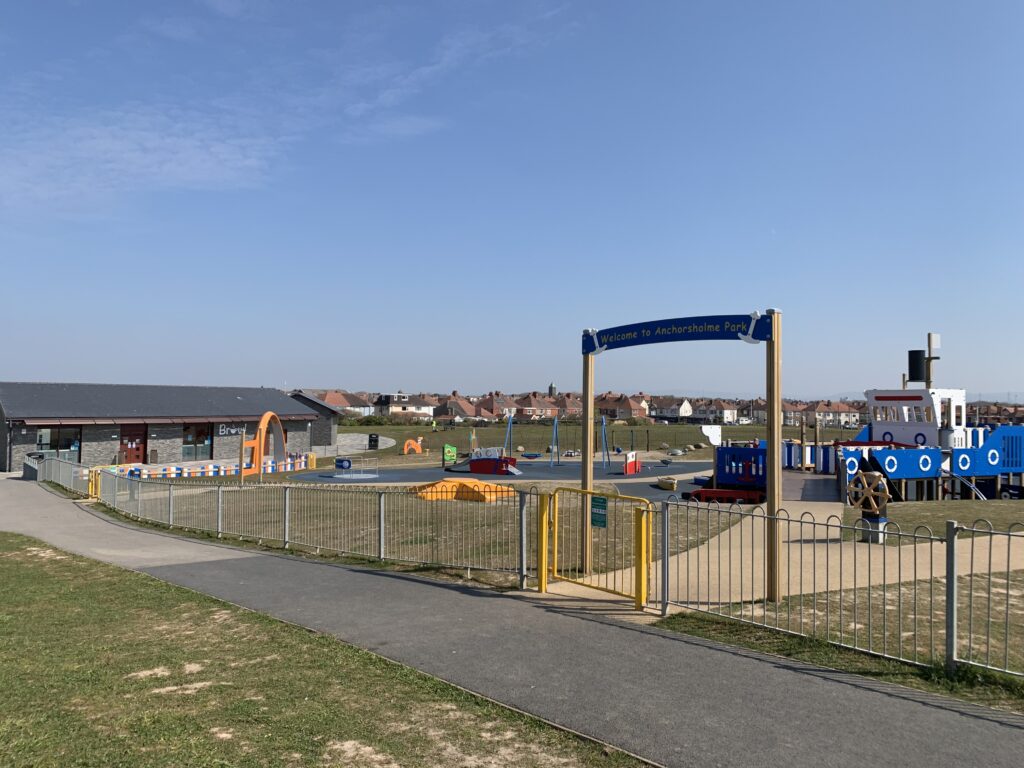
36;426;82;461
182;424;213;461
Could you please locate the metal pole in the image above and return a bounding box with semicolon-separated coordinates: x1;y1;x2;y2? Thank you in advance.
634;507;648;610
378;492;385;561
239;427;246;486
661;500;670;617
168;483;174;528
926;334;934;390
217;485;223;537
945;519;959;676
518;491;528;590
814;416;821;470
283;486;290;549
765;308;782;602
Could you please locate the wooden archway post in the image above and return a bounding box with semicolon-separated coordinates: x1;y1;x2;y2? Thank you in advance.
765;309;782;602
581;345;596;573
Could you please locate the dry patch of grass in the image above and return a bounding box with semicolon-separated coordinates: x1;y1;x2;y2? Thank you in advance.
844;500;1024;541
0;532;640;768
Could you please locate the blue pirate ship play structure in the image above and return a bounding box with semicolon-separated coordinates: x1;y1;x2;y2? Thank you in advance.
686;333;1024;506
839;334;1024;504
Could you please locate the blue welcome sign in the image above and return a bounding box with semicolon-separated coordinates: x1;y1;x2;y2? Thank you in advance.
582;312;772;355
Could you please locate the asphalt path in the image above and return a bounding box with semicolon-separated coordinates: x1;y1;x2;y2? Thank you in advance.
3;476;1024;768
292;459;713;501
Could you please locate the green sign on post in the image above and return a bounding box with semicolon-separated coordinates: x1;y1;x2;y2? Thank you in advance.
443;444;458;463
590;496;608;528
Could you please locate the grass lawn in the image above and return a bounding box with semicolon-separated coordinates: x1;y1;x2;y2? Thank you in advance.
842;500;1024;545
0;532;642;768
864;499;1024;534
655;609;1024;716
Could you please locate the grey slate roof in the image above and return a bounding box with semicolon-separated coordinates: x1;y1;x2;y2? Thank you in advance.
0;382;319;422
288;390;344;415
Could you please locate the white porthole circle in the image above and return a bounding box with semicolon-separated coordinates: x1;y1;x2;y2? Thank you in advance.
884;455;898;474
919;454;932;473
988;449;1000;466
958;453;971;472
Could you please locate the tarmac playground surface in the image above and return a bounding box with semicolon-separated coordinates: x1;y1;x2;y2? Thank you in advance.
292;458;715;502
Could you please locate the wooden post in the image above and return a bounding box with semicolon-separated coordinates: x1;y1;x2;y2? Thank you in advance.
765;309;782;603
581;345;595;574
582;349;595;494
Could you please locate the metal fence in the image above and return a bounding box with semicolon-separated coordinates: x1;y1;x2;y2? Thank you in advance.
34;458;1024;678
647;501;1024;678
37;456;91;496
31;459;541;582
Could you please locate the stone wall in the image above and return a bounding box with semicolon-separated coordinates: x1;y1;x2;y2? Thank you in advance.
7;424;38;472
310;414;337;448
285;420;312;454
212;421;256;462
81;425;121;466
212;419;311;462
146;425;182;465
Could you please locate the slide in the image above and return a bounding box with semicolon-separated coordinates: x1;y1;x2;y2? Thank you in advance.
940;469;988;501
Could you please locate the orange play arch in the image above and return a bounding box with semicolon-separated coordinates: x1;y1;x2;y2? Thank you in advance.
241;411;287;477
403;438;423;455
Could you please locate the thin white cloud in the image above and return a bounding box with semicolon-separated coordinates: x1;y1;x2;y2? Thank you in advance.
0;7;567;213
0;104;280;209
343;27;515;119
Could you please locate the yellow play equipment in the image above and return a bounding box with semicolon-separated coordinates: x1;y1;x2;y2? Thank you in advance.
412;478;515;502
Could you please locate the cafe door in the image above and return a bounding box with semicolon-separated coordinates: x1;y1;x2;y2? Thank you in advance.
119;425;148;464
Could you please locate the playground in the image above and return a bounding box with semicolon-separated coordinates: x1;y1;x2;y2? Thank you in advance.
23;315;1024;685
291;457;713;502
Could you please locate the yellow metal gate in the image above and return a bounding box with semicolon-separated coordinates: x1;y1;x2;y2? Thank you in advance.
537;488;652;609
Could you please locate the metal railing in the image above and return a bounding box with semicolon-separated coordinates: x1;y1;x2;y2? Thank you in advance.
37;459;541;583
957;521;1024;676
37;457;1024;677
647;501;1024;677
38;457;91;496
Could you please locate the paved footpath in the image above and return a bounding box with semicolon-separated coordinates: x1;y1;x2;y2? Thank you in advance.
3;476;1024;768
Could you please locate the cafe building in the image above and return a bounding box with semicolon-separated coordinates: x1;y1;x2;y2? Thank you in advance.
0;382;320;471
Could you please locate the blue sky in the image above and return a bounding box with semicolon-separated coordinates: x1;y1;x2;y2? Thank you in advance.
2;1;1022;400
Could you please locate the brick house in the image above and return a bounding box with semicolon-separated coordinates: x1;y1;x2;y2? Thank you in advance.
515;393;559;420
478;392;519;420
